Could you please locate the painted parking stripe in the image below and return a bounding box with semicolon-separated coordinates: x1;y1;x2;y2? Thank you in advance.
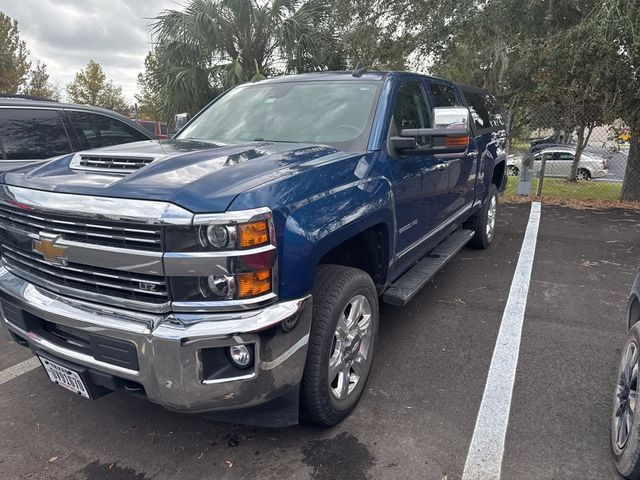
462;201;541;480
0;356;41;385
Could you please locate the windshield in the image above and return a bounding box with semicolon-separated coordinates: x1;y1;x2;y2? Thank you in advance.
177;80;381;152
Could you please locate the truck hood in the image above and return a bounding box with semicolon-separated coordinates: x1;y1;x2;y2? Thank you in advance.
2;139;346;213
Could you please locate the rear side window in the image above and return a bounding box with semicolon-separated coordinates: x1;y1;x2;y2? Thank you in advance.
0;108;71;160
67;111;149;149
430;83;460;107
463;91;503;130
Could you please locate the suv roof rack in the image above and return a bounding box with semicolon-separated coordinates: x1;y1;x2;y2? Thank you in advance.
0;93;58;102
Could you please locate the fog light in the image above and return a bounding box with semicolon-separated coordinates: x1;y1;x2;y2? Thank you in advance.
228;345;252;368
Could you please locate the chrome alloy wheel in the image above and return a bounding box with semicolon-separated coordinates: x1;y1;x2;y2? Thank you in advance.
486;194;497;241
328;294;373;401
576;169;590;181
615;341;639;450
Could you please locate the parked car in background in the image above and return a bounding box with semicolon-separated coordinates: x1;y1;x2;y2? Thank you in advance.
136;119;169;140
530;134;576;147
611;268;640;479
506;145;608;180
0;94;153;171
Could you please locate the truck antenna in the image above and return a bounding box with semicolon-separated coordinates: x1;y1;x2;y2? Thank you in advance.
352;64;367;78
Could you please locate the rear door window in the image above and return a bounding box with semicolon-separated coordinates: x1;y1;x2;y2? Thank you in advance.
463;91;503;130
67;111;149;149
0;108;72;160
429;83;461;107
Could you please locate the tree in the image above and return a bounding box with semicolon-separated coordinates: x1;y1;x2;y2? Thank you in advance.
135;52;164;121
328;0;416;70
0;12;31;93
23;61;60;100
66;60;129;114
592;0;640;200
151;0;346;117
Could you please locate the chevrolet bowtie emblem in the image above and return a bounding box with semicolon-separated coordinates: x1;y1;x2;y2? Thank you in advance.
33;234;67;265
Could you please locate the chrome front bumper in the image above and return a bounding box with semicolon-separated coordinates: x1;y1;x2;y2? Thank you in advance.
0;267;312;414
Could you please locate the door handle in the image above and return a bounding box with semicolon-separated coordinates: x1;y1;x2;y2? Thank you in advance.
435;162;449;170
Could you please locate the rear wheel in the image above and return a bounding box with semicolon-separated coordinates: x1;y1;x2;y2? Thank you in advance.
507;165;519;176
611;322;640;479
576;168;591;181
301;265;378;426
465;184;498;249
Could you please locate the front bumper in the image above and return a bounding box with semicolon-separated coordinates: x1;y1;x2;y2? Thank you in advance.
0;267;312;418
592;169;608;179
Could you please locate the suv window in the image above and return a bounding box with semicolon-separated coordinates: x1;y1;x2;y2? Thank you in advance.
67;111;149;149
463;91;503;130
0;108;71;160
430;83;460;107
393;82;431;135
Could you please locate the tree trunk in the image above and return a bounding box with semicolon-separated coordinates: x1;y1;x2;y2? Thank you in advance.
620;122;640;201
568;124;593;182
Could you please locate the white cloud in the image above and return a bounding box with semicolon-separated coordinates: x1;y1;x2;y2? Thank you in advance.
0;0;178;103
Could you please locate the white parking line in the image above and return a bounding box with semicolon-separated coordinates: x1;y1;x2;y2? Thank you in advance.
0;356;41;385
462;201;541;480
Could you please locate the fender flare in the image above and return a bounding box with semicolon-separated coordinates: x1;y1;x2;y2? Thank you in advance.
278;176;395;298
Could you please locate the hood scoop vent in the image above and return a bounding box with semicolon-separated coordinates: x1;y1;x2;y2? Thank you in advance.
70;153;160;174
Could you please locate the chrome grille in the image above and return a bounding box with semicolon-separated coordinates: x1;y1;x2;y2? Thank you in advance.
77;154;156;171
0;204;162;251
1;244;168;307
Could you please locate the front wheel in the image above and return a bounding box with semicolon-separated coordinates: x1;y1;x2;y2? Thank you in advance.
611;322;640;479
301;265;379;426
465;184;498;249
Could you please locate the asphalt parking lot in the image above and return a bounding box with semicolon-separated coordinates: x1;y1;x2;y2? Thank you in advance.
1;202;638;480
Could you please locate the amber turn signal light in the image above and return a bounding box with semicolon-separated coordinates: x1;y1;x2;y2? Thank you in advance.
238;220;269;248
237;270;271;298
444;134;469;147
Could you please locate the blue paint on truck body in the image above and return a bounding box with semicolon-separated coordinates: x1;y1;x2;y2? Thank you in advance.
1;71;506;301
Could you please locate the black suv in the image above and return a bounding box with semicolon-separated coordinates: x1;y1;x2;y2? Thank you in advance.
0;95;153;171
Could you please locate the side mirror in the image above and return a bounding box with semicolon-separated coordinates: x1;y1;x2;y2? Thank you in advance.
393;107;471;155
174;112;191;131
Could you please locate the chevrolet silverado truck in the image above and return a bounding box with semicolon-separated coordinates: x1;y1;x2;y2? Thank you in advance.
0;71;506;427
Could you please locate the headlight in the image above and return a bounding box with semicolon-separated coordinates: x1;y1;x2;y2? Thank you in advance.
166;220;271;252
166;208;277;308
198;225;235;249
171;269;273;302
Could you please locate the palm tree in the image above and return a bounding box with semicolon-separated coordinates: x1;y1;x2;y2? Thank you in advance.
151;0;345;116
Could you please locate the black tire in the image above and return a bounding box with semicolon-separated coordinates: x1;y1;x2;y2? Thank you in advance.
300;265;379;426
611;322;640;479
465;184;498;249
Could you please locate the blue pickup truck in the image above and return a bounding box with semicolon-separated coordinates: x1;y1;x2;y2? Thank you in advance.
0;71;506;426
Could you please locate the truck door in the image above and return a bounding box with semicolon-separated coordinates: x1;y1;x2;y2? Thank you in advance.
426;81;477;217
386;80;450;261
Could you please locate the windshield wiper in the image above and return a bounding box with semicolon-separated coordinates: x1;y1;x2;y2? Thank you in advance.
253;138;299;143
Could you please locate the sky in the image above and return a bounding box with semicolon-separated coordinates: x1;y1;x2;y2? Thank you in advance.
0;0;178;102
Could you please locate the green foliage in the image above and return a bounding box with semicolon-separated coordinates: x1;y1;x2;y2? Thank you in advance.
0;12;30;94
328;0;415;70
150;0;346;117
23;61;60;100
66;60;129;114
135;52;165;122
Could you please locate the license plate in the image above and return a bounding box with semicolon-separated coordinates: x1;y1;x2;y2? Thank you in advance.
39;356;90;399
